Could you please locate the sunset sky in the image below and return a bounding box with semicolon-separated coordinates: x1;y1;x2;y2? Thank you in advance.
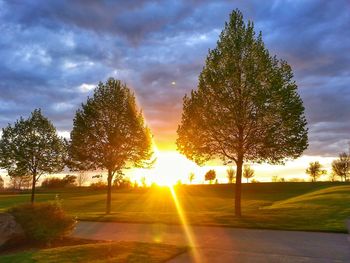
0;1;349;182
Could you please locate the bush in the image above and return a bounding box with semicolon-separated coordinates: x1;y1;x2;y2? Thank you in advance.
8;202;76;244
89;181;107;189
41;175;77;188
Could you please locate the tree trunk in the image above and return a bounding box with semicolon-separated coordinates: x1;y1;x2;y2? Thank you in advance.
31;173;36;204
235;155;243;217
106;170;113;214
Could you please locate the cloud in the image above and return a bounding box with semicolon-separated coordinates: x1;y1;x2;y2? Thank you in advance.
0;0;349;156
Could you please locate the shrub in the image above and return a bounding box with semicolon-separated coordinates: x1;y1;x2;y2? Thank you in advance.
113;177;132;189
8;202;76;244
89;181;107;189
41;175;77;188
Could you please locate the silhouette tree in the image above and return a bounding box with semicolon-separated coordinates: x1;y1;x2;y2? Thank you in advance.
9;174;32;190
77;172;89;187
176;10;308;216
69;78;153;214
0;176;4;190
306;161;326;182
243;165;255;183
205;169;216;184
188;172;195;184
331;153;350;182
0;109;66;202
140;176;147;188
226;167;236;183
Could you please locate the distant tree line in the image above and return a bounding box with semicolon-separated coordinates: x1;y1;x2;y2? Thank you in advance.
305;150;350;182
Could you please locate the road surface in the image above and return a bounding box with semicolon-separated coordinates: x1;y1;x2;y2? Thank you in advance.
73;222;350;262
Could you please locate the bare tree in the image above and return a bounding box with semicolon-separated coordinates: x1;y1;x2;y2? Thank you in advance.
226;167;236;183
77;172;89;187
243;165;255;183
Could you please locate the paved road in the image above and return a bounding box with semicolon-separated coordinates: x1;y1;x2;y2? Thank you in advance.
73;222;350;263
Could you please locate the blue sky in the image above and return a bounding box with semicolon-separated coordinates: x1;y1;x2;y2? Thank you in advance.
0;0;349;157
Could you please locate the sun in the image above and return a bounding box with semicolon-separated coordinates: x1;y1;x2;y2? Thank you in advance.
129;147;199;186
151;150;198;186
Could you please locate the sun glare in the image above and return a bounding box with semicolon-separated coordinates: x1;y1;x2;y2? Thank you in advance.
151;150;198;186
129;147;199;186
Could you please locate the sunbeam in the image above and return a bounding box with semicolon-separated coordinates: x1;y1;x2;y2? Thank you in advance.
169;186;201;262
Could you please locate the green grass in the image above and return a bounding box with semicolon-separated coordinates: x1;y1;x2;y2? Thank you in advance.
1;182;349;232
0;242;186;263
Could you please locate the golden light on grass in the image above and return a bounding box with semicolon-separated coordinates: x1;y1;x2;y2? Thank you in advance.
169;185;201;262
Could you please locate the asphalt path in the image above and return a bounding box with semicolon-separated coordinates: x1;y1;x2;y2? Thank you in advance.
73;221;350;263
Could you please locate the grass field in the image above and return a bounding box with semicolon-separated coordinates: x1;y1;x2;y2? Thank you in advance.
1;182;350;232
0;242;186;263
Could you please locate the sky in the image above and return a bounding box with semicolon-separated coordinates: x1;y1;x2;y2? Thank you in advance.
0;0;349;182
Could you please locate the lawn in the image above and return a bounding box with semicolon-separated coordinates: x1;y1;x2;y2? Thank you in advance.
0;242;186;263
1;182;349;232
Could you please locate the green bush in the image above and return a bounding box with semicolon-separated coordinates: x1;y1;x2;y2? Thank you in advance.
8;202;76;243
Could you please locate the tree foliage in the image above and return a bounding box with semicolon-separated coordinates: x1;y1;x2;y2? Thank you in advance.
306;161;327;182
331;153;350;182
69;78;153;214
0;109;66;202
243;165;255;183
204;169;216;183
176;9;308;216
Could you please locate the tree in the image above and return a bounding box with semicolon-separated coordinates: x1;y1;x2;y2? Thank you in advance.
69;78;153;214
9;174;32;190
226;167;236;183
329;172;338;182
188;172;195;184
0;176;4;190
243;165;255;183
77;172;89;187
0;109;66;202
306;161;327;182
332;153;350;181
140;176;147;188
205;169;216;184
41;175;76;188
176;9;308;216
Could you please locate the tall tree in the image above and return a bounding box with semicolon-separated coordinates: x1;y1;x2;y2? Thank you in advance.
0;109;66;202
176;9;308;216
306;161;326;182
243;165;255;183
331;153;350;182
69;78;153;214
226;167;236;183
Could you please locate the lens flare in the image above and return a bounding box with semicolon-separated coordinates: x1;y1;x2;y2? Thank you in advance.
169;186;201;262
